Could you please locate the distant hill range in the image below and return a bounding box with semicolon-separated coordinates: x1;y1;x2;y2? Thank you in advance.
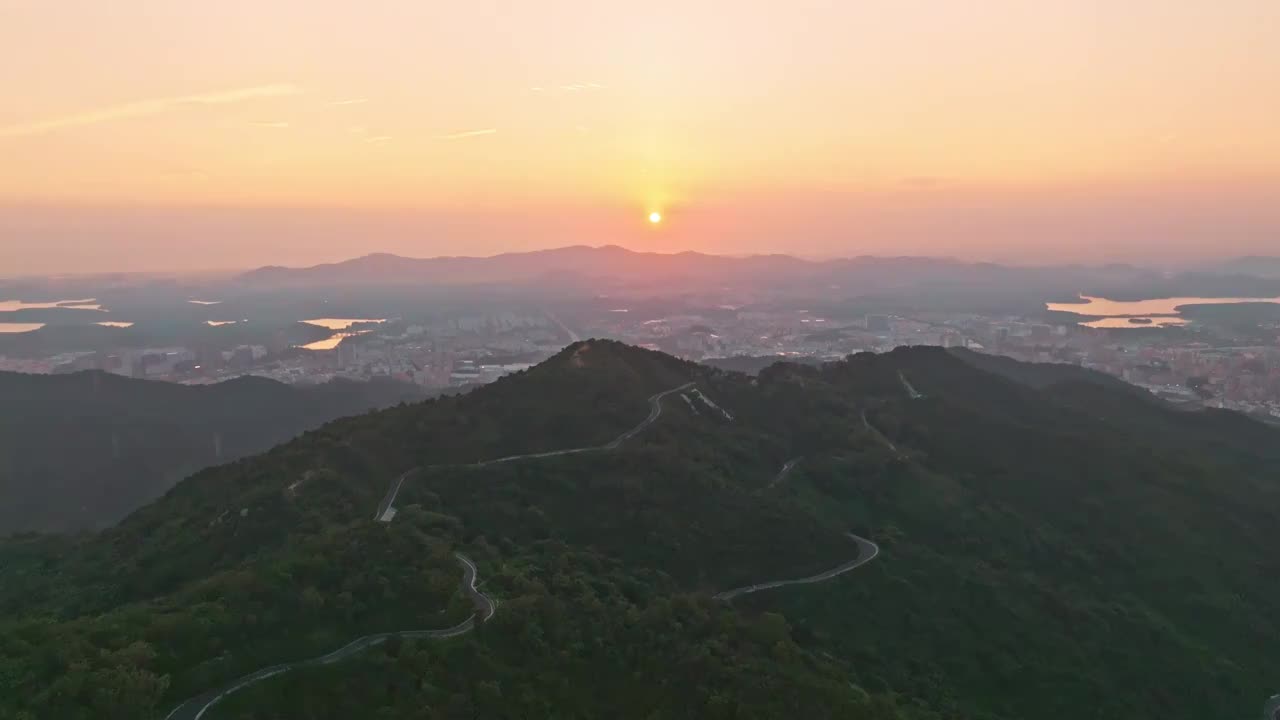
0;371;428;534
237;245;1141;293
235;245;1280;308
1215;255;1280;279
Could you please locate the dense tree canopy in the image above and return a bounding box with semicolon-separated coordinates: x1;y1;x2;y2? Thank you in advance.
1;340;1278;719
0;370;427;533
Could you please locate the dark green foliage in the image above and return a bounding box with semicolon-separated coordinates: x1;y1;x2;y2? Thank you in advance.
210;546;929;720
0;370;428;533
1;340;1278;719
702;354;824;375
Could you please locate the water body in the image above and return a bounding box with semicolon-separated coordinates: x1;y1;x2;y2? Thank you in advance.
1079;317;1189;329
302;333;362;350
1049;295;1280;316
0;323;45;333
1049;295;1280;329
301;318;386;330
299;319;386;351
0;298;103;312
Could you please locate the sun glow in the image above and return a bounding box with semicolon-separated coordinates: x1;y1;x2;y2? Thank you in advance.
648;211;662;224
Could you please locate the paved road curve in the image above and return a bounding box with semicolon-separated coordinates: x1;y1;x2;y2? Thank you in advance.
163;554;494;720
766;457;802;489
377;381;695;517
714;533;880;601
861;410;901;456
898;371;923;400
374;468;414;522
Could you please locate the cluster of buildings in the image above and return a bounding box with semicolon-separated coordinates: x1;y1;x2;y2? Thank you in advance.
0;311;565;390
4;302;1278;419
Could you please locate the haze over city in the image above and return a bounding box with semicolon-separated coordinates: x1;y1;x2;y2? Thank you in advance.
3;0;1279;273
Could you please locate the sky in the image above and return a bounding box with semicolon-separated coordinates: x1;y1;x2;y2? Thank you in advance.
1;0;1278;274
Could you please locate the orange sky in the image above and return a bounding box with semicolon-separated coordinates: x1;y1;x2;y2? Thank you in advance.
2;0;1278;273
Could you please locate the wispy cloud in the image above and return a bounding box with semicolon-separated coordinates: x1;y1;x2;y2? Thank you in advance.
436;128;497;141
0;84;302;139
249;121;290;128
330;98;368;106
364;135;392;144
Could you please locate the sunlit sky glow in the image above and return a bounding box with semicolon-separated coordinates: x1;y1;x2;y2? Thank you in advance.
2;0;1278;273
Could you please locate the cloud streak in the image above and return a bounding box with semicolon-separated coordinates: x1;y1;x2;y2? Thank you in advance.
330;98;368;106
0;84;302;138
436;128;497;141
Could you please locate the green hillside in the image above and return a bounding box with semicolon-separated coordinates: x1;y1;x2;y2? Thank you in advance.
0;370;427;533
1;341;1277;719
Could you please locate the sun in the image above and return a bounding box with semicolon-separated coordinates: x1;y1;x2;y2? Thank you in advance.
648;211;662;224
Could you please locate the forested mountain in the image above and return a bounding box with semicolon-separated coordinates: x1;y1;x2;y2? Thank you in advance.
702;353;825;375
1;341;1277;719
0;371;427;534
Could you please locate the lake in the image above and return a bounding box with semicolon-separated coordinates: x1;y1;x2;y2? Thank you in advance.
301;318;387;330
0;298;103;312
0;323;45;333
1079;317;1190;329
302;333;361;351
1048;295;1280;316
299;318;386;350
1048;295;1280;328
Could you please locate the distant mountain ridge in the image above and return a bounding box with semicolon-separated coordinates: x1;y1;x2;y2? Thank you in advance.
235;245;1280;304
1215;255;1280;279
238;245;1121;284
239;245;818;287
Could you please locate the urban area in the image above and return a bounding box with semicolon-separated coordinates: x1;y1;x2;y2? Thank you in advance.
2;299;1278;421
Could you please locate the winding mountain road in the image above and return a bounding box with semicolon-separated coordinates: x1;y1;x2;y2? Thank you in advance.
172;380;880;716
898;371;923;399
714;533;880;601
377;381;695;517
861;410;900;455
377;388;879;605
765;457;803;490
163;554;494;720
